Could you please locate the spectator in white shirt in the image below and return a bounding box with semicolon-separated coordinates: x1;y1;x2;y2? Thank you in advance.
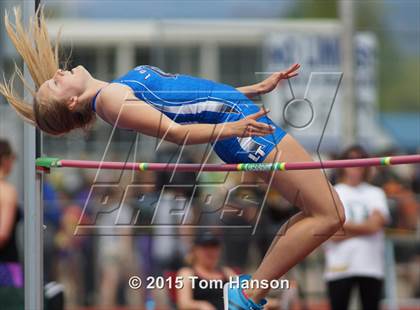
324;145;390;310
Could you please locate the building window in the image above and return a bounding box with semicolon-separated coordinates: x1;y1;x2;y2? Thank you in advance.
219;46;262;87
135;47;152;67
64;46;116;81
136;46;199;76
163;46;200;76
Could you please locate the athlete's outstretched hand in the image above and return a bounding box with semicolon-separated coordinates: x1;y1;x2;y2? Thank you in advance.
236;63;300;99
228;108;275;138
257;63;300;95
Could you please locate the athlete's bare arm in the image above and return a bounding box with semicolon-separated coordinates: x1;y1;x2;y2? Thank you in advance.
97;84;275;145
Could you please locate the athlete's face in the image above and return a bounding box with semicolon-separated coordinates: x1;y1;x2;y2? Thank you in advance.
37;65;92;108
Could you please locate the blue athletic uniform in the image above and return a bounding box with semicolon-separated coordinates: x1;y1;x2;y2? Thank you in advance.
91;65;287;164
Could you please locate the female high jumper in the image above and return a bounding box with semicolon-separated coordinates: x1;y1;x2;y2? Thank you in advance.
0;8;345;310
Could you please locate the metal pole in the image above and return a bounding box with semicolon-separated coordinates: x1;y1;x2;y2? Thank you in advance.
339;0;356;145
0;1;4;80
23;0;44;309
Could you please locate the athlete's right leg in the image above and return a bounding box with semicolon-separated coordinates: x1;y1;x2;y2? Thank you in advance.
243;134;346;303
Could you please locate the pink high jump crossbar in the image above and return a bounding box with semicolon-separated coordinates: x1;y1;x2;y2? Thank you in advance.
36;154;420;172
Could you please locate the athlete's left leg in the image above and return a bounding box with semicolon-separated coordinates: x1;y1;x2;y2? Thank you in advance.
242;134;345;303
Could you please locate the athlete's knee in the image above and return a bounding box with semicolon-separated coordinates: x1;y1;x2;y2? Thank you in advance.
311;190;345;233
332;189;345;224
323;192;345;232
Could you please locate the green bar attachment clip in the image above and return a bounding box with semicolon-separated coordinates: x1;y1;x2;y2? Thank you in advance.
35;157;61;169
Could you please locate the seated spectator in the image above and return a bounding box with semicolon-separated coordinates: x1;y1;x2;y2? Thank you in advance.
177;232;236;310
177;232;281;309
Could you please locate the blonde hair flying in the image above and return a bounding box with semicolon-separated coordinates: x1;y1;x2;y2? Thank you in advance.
0;6;60;124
